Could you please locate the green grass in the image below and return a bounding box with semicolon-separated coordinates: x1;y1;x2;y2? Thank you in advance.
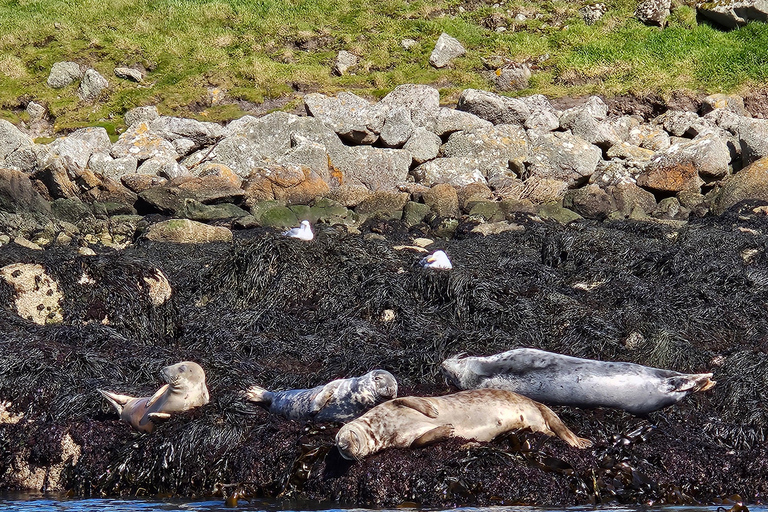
1;0;768;132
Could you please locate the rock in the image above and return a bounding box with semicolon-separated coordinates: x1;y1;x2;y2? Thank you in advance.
355;191;409;216
457;89;531;126
325;184;373;207
379;106;414;148
179;200;250;222
78;68;109;102
563;184;616;220
378;84;441;130
559;97;621;149
520;177;569;203
712;156;768;214
404;127;441;165
193;162;242;187
610;182;657;216
739;118;768;167
304;92;381;145
125;106;160;127
493;64;531;91
701;93;746;116
256;205;299;228
111;122;179;161
242;164;329;206
403;201;431;226
144;218;233;243
342;146;411;191
88;153;138;180
471;221;525;236
0;119;34;164
0;168;51;214
136;157;188;180
606;142;656;163
149;116;225;150
660;110;700;137
205;134;267;177
467;200;504;222
333;50;358;75
0;263;63;325
697;0;768;28
423;183;460;217
630;124;671;151
412;157;487;187
580;3;607;24
442;124;529;167
638;133;730;193
47;62;82;89
138;186;194;215
458;182;493;211
401;39;417;49
652;196;687;220
280;136;334;184
114;67;143;82
434;107;493;137
429;33;466;68
526;132;603;185
34;155;79;199
175;175;246;204
635;0;671;25
47;127;111;175
310;197;356;225
121;174;167;193
536;202;582;224
51;198;94;224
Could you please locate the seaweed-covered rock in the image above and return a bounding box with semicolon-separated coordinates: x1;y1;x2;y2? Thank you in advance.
144;218;233;243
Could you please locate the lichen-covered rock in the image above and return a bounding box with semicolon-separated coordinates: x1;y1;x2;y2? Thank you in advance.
46;62;82;89
242;164;329;206
697;0;768;28
434;107;493;137
429;32;466;68
0;263;63;325
423;183;460;217
610;181;658;216
0;119;34;164
563;184;616;220
114;67;144;82
559;97;621;149
354;191;409;215
304;92;382;145
441;124;529;165
340;146;411;191
412;157;487;187
136;156;188;180
526;132;602;185
457;89;531;126
47;127;112;175
111;122;179;162
739;118;768;167
712;156;768;214
378;84;441;131
143;218;232;243
701;93;746;116
404;127;441;165
635;0;671;25
149;116;225;150
333;50;358;75
125;106;160;127
379;106;414;148
78;68;109;102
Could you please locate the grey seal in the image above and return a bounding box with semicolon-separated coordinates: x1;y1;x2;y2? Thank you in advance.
245;370;398;422
335;388;592;460
99;361;210;433
441;348;716;415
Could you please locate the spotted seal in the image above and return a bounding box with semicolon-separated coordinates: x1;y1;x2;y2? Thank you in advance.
335;388;592;460
245;370;398;422
99;361;210;433
441;348;716;415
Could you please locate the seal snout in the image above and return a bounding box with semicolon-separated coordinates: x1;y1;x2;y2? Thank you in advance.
372;371;398;400
336;425;364;461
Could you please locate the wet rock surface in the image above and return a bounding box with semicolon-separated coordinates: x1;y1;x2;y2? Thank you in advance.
1;203;768;505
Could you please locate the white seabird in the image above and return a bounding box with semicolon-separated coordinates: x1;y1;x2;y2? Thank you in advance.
420;250;452;270
283;220;314;241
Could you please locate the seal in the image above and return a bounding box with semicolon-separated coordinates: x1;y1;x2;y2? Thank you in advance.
335;388;592;460
441;348;716;415
99;361;210;433
245;369;398;422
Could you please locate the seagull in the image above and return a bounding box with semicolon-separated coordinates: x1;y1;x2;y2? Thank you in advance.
283;220;314;241
420;250;452;270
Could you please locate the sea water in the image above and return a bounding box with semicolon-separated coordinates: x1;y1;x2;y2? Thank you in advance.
0;494;763;512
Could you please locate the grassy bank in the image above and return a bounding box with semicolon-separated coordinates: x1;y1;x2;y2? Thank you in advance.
1;0;768;133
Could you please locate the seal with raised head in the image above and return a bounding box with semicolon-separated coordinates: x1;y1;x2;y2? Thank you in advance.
335;388;592;460
245;369;398;422
99;361;210;433
441;348;716;415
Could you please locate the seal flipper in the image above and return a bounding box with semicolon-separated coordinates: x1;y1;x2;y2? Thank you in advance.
146;412;172;422
665;373;716;393
310;381;341;414
411;425;455;447
145;384;169;408
98;389;134;415
244;385;275;405
391;397;439;418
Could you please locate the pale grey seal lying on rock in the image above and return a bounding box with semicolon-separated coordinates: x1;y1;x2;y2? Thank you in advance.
335;388;592;460
245;369;398;422
99;361;210;433
441;348;716;415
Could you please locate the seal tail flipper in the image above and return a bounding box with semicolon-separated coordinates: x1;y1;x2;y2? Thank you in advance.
244;385;274;405
666;373;716;393
391;397;439;418
411;424;455;448
98;389;134;415
536;403;593;449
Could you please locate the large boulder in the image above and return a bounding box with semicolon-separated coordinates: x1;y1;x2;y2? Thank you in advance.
111;122;179;162
423;183;460;217
304;92;383;145
0;120;34;165
739;118;768;167
412;157;488;187
563;184;616;220
0;168;51;214
526;132;602;185
404;127;442;165
456;89;531;126
143;219;233;243
149;117;225;152
47;127;111;175
78;68;109;102
434;107;493;137
712;156;768;214
697;0;768;28
429;33;466;68
441;124;529;164
47;62;82;89
242;164;329;206
337;146;411;191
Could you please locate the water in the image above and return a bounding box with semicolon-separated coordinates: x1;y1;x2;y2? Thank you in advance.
0;494;763;512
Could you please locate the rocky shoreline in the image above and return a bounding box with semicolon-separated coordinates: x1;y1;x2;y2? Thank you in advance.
3;86;768;506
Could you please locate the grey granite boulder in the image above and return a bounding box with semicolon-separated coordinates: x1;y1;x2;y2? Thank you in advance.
441;124;529;165
304;92;382;144
404;127;442;165
78;69;109;102
739;118;768;167
88;153;138;180
111;122;179;162
125;106;160;127
697;0;768;28
457;89;531;126
206;135;266;177
379;106;414;148
635;0;671;25
526;132;602;184
0;119;34;165
136;156;189;180
333;50;358;75
712;156;768;214
114;67;144;82
149;116;225;150
378;84;441;130
47;127;111;175
559;97;621;148
412;157;488;187
434;107;493;136
429;33;466;68
0;168;51;214
47;62;82;89
340;146;411;191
